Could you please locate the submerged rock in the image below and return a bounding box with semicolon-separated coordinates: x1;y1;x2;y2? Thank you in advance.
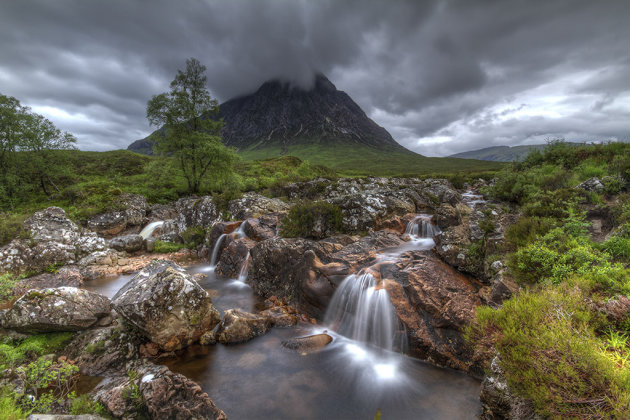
281;333;333;353
1;287;111;333
216;308;271;344
111;260;220;351
95;361;226;420
0;207;105;274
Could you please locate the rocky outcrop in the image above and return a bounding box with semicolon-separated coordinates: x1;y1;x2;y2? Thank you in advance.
228;192;290;220
243;215;280;241
108;234;144;253
87;194;148;237
95;361;226;419
1;287;111;333
576;177;604;192
381;250;483;373
215;308;271;344
328;191;415;233
0;207;105;274
14;266;83;295
111;260;220;351
175;196;220;232
206;221;242;251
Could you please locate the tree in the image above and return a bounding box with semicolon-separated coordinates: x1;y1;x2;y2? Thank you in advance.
0;94;76;208
146;58;236;194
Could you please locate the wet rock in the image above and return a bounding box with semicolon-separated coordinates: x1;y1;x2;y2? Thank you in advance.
435;203;460;229
215;237;256;279
144;238;156;252
95;361;226;420
1;287;111;333
111;260;220;351
175;196;219;232
328;191;415;233
0;207;106;274
200;331;216;345
576;177;604;192
27;415;106;420
480;356;539;419
216;308;271;344
87;194;148;237
206;221;242;251
108;234;144;253
281;333;333;353
383;250;482;372
228;192;290;219
157;219;182;243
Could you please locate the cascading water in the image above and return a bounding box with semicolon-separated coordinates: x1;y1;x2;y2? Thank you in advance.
139;221;164;239
209;234;227;268
324;272;405;353
405;215;440;240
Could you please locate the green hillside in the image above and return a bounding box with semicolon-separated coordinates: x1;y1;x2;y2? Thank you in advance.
238;142;503;176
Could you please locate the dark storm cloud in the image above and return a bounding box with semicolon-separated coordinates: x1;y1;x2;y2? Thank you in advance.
0;0;628;154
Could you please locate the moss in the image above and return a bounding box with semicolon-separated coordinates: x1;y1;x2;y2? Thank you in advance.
153;240;187;253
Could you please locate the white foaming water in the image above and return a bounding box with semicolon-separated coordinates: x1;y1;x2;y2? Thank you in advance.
139;221;164;239
462;190;486;207
238;252;251;282
405;215;441;240
209;234;227;268
324;273;404;353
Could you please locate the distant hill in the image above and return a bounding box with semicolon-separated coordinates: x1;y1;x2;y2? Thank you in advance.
448;145;548;162
129;74;503;175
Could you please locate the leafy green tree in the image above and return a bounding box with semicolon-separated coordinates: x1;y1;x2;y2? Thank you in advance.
146;58;236;194
0;95;28;203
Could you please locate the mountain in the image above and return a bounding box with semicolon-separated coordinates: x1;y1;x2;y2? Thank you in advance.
128;74;503;175
128;74;405;155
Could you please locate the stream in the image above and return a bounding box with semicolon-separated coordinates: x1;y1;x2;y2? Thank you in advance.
82;216;482;419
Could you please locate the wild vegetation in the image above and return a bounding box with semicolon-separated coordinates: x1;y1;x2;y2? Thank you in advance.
468;141;630;418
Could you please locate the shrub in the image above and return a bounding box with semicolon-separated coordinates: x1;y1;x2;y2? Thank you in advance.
467;286;630;418
505;216;555;249
70;394;107;416
280;201;343;238
600;236;630;262
0;387;24;420
153;240;187;253
0;273;17;303
0;213;28;246
179;226;207;248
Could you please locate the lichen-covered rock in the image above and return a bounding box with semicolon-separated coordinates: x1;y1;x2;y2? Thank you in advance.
108;234;144;253
576;177;605;192
243;215;279;241
175;196;219;232
0;207;106;274
328;191;415;233
14;266;83;295
1;287;111;333
95;361;226;420
87;194;148;237
227;192;290;219
215;308;270;344
111;260;220;351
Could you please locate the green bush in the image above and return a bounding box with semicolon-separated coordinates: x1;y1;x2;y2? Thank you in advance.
179;226;207;248
0;273;18;303
152;240;187;253
505;216;555;249
70;394;108;416
0;387;24;420
0;213;28;246
600;235;630;262
0;332;74;369
280;201;343;238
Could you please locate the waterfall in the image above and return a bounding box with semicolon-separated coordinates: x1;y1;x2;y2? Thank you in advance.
324;272;404;353
139;221;164;239
238;252;251;282
405;215;440;239
209;234;227;268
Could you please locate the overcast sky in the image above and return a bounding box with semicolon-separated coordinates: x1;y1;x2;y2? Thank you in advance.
1;0;629;156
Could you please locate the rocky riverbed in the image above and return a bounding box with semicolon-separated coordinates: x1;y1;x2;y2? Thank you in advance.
0;177;518;419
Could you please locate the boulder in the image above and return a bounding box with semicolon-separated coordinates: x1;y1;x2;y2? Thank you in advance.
328;191;415;233
435;203;460;229
108;234;144;253
0;207;106;274
576;177;605;192
281;333;333;353
260;296;299;328
243;215;279;241
382;250;483;372
95;361;226;420
87;194;148;237
175;196;220;232
14;266;83;295
206;221;242;251
1;287;111;333
227;192;290;219
111;260;220;351
157;219;182;243
215;308;271;344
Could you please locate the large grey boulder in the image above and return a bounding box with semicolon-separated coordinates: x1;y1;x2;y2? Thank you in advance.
0;207;105;274
227;192;290;219
111;260;220;351
0;287;111;333
87;194;148;237
175;196;220;232
108;234;144;253
576;177;605;192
